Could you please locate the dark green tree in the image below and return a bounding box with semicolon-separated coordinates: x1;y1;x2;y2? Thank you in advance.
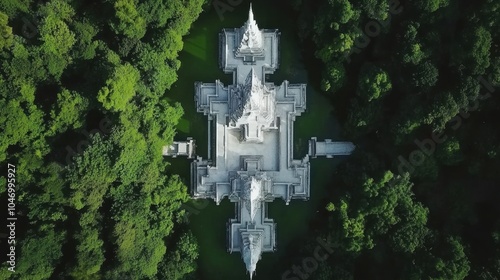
111;0;146;39
15;227;66;279
97;63;140;112
357;63;392;102
0;12;13;51
436;138;464;166
412;61;439;88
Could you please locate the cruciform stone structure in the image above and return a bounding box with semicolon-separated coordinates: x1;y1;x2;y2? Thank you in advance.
164;4;355;279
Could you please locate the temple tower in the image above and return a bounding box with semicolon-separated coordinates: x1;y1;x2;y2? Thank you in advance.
236;3;264;57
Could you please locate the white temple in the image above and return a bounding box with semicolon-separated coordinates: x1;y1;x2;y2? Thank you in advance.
164;4;355;279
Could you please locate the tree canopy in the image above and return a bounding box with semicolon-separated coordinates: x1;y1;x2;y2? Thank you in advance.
0;0;205;279
289;0;500;278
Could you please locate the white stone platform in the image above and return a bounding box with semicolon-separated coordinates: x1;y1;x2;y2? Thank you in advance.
308;137;356;158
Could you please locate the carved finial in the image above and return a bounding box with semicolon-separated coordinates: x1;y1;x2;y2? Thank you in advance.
249;3;254;23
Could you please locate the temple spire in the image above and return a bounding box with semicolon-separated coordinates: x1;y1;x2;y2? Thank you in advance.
242;232;261;280
237;3;263;52
249;3;254;23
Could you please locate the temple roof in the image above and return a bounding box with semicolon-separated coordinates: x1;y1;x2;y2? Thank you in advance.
237;3;263;53
241;231;263;279
229;68;275;128
242;177;263;222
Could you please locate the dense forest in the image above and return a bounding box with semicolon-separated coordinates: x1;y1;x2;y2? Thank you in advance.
0;0;499;279
0;0;205;279
286;0;500;279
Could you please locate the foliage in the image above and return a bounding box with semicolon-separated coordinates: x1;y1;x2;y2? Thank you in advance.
454;25;492;76
157;231;199;280
399;22;428;65
321;62;346;92
357;63;391;102
436;138;464;166
292;0;500;278
345;99;382;137
328;154;429;254
0;12;13;51
49;89;89;134
410;235;470;279
359;0;389;21
72;19;99;60
0;0;30;17
70;222;105;279
414;0;450;13
111;0;146;39
97;63;140;112
15;227;66;279
0;0;205;278
424;91;460;131
412;60;439;88
67;134;116;211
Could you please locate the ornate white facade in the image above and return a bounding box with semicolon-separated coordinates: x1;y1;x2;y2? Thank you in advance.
194;5;308;278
